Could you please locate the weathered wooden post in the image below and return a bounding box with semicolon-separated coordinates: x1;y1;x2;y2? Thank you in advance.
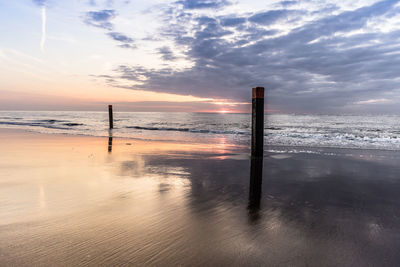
249;87;264;210
108;105;113;129
251;87;264;158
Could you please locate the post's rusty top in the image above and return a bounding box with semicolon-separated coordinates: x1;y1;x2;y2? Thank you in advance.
252;87;264;98
109;105;112;108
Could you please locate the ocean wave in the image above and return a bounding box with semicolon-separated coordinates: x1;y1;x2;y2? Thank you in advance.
0;117;23;120
126;125;248;135
36;119;66;123
62;123;84;126
0;121;83;130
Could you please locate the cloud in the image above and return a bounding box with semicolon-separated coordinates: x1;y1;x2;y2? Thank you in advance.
157;46;177;61
32;0;46;6
100;0;400;113
248;9;300;25
32;1;47;52
279;1;297;7
106;0;114;7
219;16;246;27
354;98;390;105
107;32;136;49
84;9;116;30
107;32;133;42
84;9;136;50
176;0;230;9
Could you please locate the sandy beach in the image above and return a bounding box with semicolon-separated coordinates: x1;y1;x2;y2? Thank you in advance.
1;128;400;266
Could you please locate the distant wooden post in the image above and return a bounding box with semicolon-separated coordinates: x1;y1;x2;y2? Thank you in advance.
251;87;264;158
108;105;113;129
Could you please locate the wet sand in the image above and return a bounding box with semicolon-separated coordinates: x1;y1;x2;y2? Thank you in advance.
1;128;400;266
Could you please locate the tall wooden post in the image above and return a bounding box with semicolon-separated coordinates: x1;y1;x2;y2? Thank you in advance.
249;87;264;211
251;87;264;158
108;105;113;129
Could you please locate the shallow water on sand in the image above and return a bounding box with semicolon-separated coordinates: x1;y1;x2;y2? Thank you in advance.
1;130;400;266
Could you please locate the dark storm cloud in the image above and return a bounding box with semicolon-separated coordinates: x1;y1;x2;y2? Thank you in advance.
176;0;230;10
104;0;400;113
107;32;136;49
84;9;116;30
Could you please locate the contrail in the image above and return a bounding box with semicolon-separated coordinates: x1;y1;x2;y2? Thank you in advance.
40;6;46;52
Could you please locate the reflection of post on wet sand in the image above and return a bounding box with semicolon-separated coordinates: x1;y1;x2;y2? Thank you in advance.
248;157;263;211
108;131;113;153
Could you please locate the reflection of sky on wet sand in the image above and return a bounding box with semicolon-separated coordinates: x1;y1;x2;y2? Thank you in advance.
117;146;400;265
1;129;400;265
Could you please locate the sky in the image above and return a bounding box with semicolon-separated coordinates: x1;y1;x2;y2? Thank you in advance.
1;0;400;113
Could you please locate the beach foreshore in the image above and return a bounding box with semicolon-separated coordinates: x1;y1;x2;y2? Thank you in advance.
1;128;400;266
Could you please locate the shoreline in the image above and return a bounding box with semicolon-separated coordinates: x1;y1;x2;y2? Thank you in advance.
1;111;400;152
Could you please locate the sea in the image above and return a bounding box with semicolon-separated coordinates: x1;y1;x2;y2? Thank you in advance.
1;111;400;151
